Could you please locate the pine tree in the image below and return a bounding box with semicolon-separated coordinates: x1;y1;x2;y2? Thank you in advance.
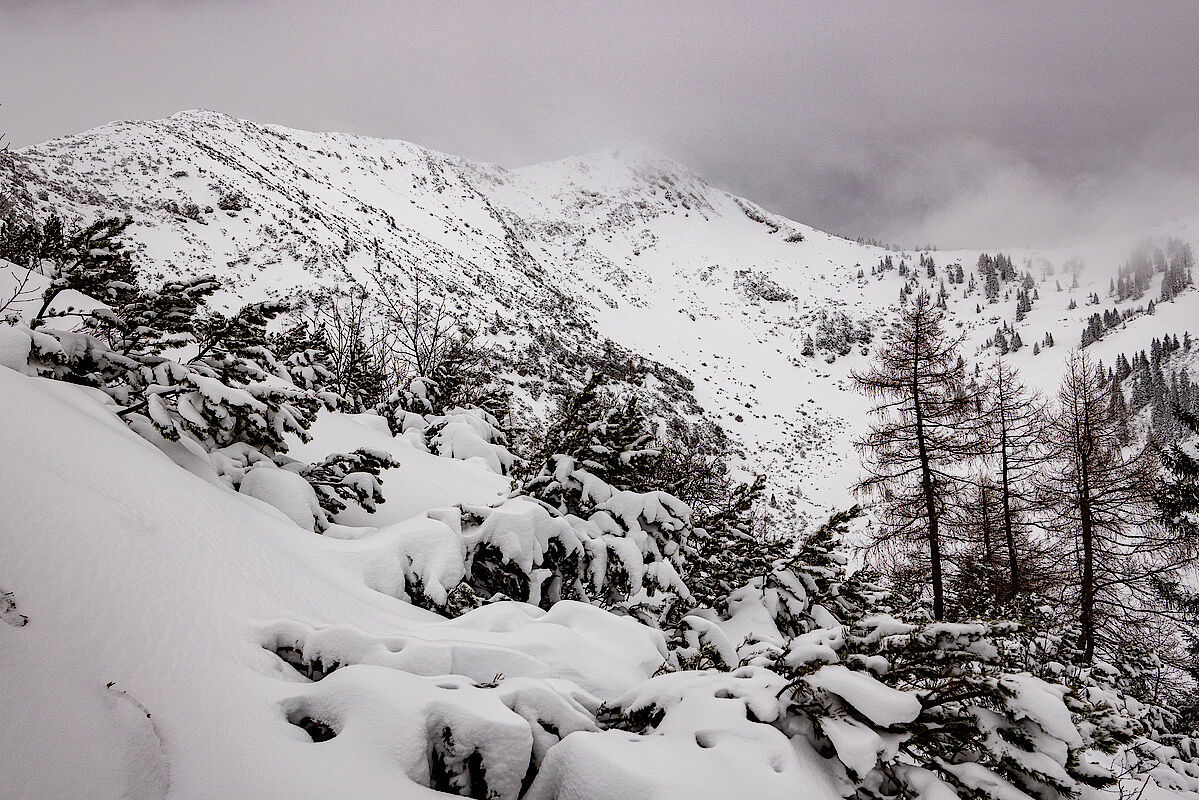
1152;405;1199;716
1160;239;1194;301
523;373;660;516
1154;401;1199;559
296;448;400;521
852;291;981;619
683;474;782;609
25;216;144;329
0;211;65;275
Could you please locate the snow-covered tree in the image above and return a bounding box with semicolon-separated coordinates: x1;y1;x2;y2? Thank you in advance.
4;213;402;524
274;287;389;412
523;372;660;516
632;508;1182;800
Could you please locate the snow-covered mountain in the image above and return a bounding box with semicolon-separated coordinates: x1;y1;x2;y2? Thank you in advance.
5;111;1199;800
6;109;1199;525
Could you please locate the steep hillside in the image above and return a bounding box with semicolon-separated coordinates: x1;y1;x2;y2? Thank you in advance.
4;110;1198;526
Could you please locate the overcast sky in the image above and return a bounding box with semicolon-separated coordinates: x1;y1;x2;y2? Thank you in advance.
3;1;1198;248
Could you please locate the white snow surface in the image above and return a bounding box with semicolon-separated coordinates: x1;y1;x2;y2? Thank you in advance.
0;367;692;799
804;664;922;727
529;668;842;800
239;465;324;531
284;410;511;526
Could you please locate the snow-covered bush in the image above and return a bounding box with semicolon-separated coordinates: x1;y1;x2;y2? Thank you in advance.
643;507;1199;799
812;309;873;358
377;376;516;475
287;447;400;525
734;268;795;302
0;214;402;525
428;406;516;474
683;474;779;609
216;188;248;211
522;372;660;516
270;287;390;411
395;491;692;627
239;465;325;531
17;308;322;453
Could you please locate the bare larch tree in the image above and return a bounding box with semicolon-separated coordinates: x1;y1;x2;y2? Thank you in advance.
1038;350;1158;662
852;291;981;619
975;356;1046;599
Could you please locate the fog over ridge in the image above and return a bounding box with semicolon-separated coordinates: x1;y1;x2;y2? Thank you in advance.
3;0;1198;249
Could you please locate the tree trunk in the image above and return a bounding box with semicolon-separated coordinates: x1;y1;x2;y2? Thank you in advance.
913;365;944;620
980;481;993;562
999;418;1020;597
1078;461;1095;661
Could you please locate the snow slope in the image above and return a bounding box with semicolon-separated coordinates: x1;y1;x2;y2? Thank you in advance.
0;351;861;799
5;315;1197;799
6;109;1199;527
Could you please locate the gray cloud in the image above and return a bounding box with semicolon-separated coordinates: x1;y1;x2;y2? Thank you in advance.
2;0;1198;248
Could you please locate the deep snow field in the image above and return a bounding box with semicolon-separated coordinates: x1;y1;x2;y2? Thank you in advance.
0;364;845;800
2;351;1194;800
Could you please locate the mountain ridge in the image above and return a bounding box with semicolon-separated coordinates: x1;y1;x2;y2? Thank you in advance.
4;110;1198;527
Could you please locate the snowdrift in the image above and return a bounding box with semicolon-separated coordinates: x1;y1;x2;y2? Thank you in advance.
0;367;843;800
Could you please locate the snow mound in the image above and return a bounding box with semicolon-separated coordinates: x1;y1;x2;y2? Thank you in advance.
240;465;323;531
0;368;675;798
284;410;510;525
527;668;841;800
2;366;836;800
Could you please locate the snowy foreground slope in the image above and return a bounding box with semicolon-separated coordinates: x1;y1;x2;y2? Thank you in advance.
9;109;1196;525
0;366;844;800
3;349;1197;800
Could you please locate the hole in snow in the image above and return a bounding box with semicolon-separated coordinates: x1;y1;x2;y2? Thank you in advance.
695;731;717;749
286;709;338;742
429;726;488;799
437;682;461;690
272;645;341;681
